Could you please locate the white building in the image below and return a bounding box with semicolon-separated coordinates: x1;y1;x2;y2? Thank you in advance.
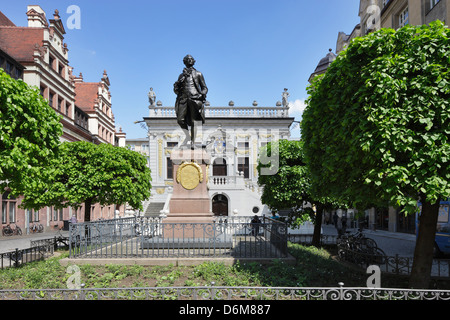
136;97;295;219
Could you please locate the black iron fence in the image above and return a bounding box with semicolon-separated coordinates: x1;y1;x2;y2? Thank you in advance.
0;285;450;300
337;246;450;279
30;234;70;251
0;244;54;269
287;234;337;245
68;216;288;260
290;231;450;279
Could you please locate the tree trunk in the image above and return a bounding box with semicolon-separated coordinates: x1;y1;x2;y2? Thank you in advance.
409;199;440;289
84;198;93;222
312;203;324;247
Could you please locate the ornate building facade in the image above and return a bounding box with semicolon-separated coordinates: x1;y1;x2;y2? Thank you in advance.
0;6;126;233
133;97;295;219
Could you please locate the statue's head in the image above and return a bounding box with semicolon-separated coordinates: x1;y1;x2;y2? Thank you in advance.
183;55;196;67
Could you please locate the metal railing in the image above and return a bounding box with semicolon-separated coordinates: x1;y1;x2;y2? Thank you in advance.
337;246;450;279
0;285;449;300
0;245;54;269
68;216;288;259
289;231;450;279
31;235;70;251
287;234;338;245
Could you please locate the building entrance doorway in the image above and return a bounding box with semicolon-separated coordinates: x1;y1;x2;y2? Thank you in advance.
212;194;228;216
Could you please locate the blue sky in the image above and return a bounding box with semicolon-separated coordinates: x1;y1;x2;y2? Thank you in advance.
1;0;361;139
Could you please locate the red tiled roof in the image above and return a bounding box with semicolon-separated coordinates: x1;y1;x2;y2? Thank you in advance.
0;27;44;63
75;82;99;112
0;11;16;27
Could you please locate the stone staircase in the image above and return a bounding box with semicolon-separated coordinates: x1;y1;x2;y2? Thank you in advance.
144;202;165;217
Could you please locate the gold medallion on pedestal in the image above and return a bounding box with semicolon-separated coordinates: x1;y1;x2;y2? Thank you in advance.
176;162;203;190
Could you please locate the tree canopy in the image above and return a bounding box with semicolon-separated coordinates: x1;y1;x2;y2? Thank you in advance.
302;21;450;212
301;21;450;288
0;69;62;196
257;139;312;224
257;139;345;245
21;141;152;221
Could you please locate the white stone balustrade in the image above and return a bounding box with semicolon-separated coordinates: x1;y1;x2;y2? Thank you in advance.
149;105;290;118
208;175;246;190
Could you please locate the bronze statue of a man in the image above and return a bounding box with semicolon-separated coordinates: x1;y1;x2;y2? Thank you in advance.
174;55;208;148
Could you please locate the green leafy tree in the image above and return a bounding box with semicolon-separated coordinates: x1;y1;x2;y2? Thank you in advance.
0;69;62;195
301;21;450;288
21;141;152;221
257;140;312;218
257;139;338;246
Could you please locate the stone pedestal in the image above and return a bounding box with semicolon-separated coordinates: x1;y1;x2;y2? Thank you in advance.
162;148;213;237
141;147;233;249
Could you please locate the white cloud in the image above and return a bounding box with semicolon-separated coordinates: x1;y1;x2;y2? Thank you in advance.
289;99;307;114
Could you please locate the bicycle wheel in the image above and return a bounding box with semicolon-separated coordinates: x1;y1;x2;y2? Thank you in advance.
16;227;22;236
361;237;378;249
38;224;44;232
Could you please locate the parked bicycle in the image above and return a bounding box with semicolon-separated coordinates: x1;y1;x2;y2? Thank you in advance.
54;230;69;249
31;223;44;233
345;230;378;250
2;224;22;236
337;230;386;266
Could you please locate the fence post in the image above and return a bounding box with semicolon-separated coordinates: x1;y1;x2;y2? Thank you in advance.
394;254;399;275
69;223;72;258
14;248;20;268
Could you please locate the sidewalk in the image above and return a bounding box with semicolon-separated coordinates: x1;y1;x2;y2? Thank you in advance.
0;230;69;254
322;224;416;241
360;228;416;242
322;224;416;257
